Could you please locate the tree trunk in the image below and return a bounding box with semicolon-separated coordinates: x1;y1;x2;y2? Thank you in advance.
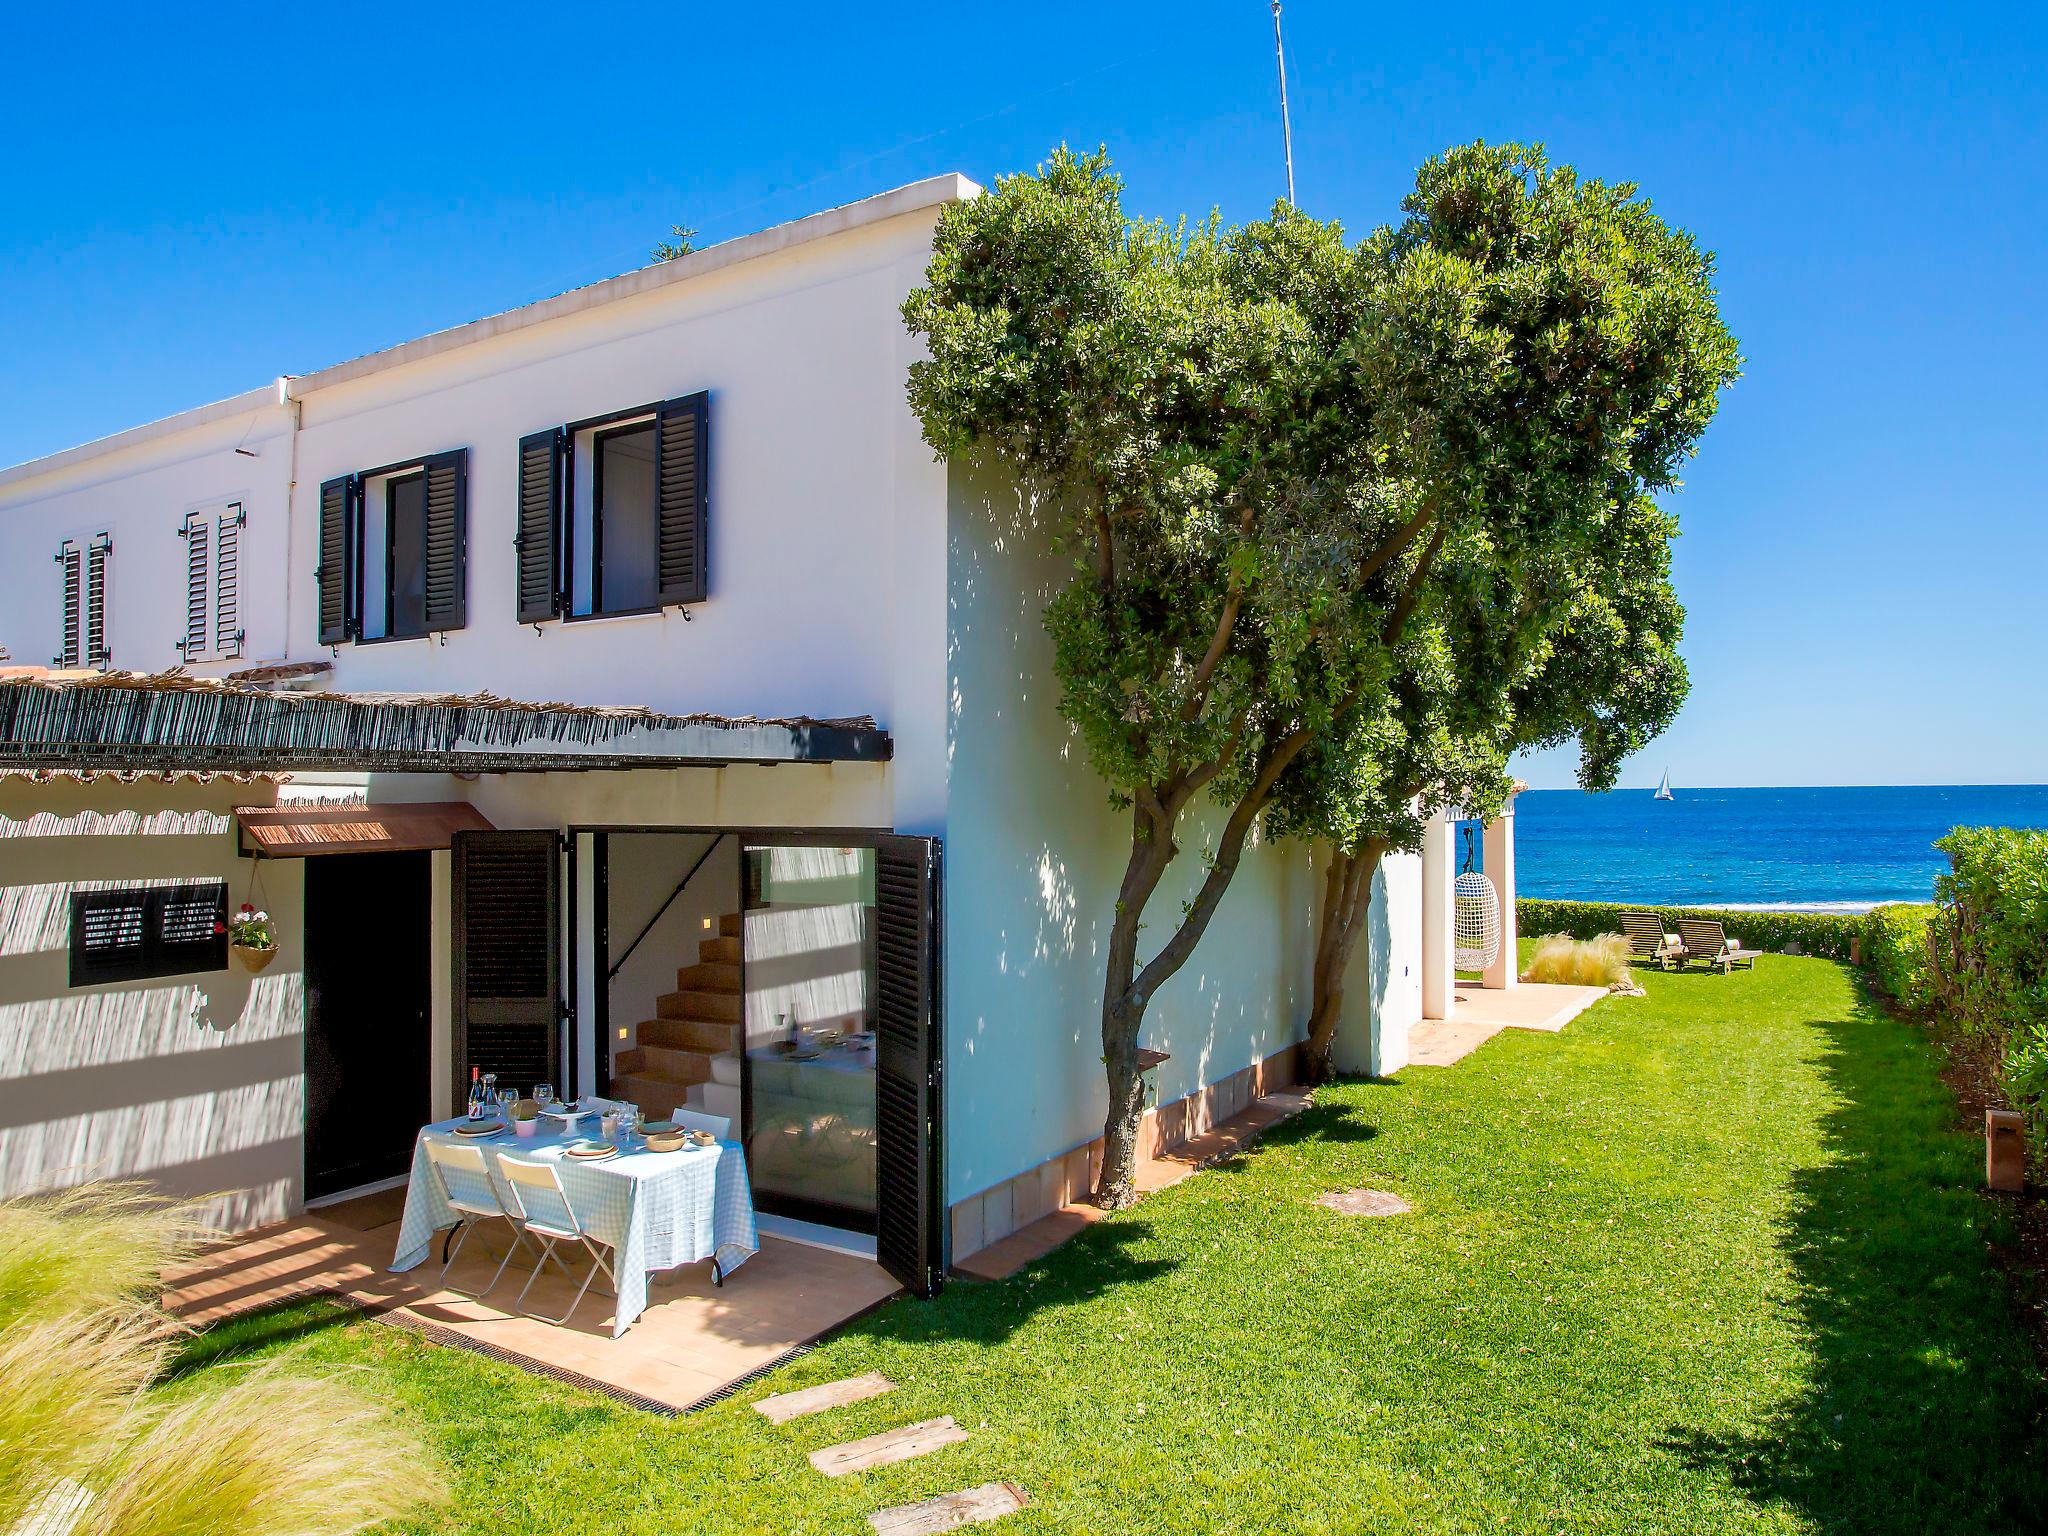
1093;806;1177;1210
1302;838;1387;1085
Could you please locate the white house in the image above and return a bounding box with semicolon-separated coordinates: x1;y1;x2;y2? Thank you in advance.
0;175;1518;1298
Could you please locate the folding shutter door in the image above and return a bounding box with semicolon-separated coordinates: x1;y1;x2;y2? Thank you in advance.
872;834;945;1297
653;392;708;607
452;829;561;1101
516;430;562;623
421;450;467;632
316;476;355;645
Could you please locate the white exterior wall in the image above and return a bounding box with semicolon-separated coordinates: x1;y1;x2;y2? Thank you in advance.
0;394;292;676
941;469;1320;1205
0;778;304;1231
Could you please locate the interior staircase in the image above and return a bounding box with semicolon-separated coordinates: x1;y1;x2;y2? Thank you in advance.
612;911;744;1121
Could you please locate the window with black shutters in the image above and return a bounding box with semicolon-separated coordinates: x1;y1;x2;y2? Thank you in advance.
520;392;707;624
69;882;229;986
316;449;467;644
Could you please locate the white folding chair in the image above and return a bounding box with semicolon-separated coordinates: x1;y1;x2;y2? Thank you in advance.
421;1138;539;1297
671;1107;732;1142
497;1155;618;1325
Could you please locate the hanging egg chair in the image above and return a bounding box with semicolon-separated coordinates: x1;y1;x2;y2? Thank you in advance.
1453;825;1502;972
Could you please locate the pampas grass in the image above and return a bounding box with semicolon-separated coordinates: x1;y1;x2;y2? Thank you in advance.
0;1181;444;1536
1521;932;1634;987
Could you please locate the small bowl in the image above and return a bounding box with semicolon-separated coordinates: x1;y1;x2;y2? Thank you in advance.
644;1130;687;1153
689;1129;717;1148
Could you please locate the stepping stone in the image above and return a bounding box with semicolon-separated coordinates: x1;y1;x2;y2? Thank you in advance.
869;1481;1029;1534
754;1371;896;1424
808;1416;969;1477
1315;1188;1412;1217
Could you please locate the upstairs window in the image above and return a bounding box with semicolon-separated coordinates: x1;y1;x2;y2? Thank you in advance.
54;532;111;668
316;449;467;645
178;502;245;662
69;881;228;986
515;392;707;624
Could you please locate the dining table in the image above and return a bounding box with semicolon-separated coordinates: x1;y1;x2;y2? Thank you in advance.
390;1104;757;1338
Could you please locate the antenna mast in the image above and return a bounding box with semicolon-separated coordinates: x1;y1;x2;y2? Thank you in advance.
1271;1;1296;207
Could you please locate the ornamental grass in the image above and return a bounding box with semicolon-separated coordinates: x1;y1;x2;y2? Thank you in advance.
1521;931;1634;987
0;1182;444;1536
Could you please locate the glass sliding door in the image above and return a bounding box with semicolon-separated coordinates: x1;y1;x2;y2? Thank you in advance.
741;844;879;1231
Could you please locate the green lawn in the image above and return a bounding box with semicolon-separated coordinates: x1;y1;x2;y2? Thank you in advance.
184;955;2047;1533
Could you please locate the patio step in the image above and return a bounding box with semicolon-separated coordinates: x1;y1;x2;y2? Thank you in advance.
640;1016;739;1054
808;1417;970;1478
700;934;742;965
622;1043;714;1085
869;1483;1028;1534
657;987;743;1024
720;910;742;938
677;959;741;992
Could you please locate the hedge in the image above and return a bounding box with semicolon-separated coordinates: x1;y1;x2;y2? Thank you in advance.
1863;903;1935;1013
1516;898;1866;961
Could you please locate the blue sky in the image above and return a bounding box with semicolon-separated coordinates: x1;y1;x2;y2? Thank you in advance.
3;2;2042;787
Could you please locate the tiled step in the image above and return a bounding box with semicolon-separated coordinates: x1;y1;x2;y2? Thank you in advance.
609;1072;697;1119
640;1016;740;1054
753;1371;895;1424
677;960;741;992
719;911;741;938
628;1042;715;1084
808;1417;969;1478
869;1483;1028;1534
700;934;741;965
657;987;743;1024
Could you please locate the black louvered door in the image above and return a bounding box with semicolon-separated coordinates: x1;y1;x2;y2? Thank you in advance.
873;834;944;1297
316;475;356;644
453;829;562;1103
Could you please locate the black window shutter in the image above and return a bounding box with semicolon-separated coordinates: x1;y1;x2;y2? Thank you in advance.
516;430;563;623
873;834;945;1298
181;513;209;659
316;475;355;644
421;449;468;632
653;392;708;607
452;829;561;1103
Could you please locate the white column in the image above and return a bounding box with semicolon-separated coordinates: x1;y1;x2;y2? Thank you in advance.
1482;792;1520;990
1420;811;1455;1020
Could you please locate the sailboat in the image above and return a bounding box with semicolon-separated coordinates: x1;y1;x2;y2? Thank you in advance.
1654;768;1675;802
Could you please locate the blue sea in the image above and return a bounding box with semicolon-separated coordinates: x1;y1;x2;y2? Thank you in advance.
1511;785;2048;912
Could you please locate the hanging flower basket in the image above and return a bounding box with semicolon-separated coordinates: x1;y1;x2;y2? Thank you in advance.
224;903;278;973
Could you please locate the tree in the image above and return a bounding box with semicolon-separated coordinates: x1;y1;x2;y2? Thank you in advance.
651;223;698;262
902;143;1738;1207
1278;492;1694;1082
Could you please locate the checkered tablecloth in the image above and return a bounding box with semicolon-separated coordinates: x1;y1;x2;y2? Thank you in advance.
390;1110;757;1338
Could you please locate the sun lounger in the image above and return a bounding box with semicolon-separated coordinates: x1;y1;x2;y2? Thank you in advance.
1674;918;1761;974
1619;911;1686;969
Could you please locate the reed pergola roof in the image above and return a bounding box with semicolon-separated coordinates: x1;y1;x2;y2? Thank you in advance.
0;670;891;774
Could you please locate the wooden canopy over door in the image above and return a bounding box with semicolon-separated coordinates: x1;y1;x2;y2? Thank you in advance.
872;835;944;1298
452;828;561;1102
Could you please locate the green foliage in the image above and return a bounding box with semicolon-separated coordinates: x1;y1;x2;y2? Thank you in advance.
1863;903;1935;1011
1518;897;1865;961
1927;826;2048;1147
1521;932;1632;986
650;223;697;262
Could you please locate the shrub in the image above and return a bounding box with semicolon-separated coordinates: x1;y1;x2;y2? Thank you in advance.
1863;903;1935;1012
0;1182;444;1536
2004;1024;2048;1157
1517;898;1864;961
1521;933;1633;987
